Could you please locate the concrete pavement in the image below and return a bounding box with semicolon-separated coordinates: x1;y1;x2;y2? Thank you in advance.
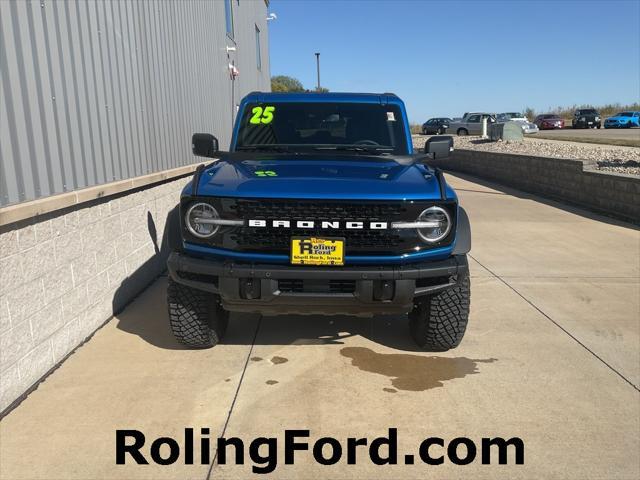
1;173;639;479
534;126;640;146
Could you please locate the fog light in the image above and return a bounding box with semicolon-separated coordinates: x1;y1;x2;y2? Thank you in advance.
240;278;261;300
373;280;394;301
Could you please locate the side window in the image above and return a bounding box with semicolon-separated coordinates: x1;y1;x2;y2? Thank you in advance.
468;115;480;123
255;25;261;70
225;0;234;39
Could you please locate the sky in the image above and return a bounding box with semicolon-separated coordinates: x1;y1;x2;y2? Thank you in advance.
267;0;640;122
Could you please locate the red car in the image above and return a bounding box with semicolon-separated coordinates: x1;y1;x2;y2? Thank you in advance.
534;114;565;130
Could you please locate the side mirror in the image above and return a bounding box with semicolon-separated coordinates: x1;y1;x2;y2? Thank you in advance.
192;133;219;158
424;135;454;159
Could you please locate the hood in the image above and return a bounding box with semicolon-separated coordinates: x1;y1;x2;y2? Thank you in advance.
190;154;450;201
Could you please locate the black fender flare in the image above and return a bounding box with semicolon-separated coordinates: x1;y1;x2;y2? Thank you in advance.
452;206;471;254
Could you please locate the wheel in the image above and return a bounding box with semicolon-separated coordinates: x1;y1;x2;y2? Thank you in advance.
596;124;601;129
167;278;228;348
457;128;468;136
437;127;444;135
409;275;470;351
422;128;427;135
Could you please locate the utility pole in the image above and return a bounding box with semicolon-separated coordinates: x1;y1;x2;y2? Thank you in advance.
315;52;321;91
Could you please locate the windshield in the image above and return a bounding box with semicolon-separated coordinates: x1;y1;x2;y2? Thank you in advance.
235;102;409;155
505;112;522;118
579;109;597;115
617;112;633;117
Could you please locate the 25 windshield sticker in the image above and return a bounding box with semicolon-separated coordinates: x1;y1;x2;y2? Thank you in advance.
250;106;276;124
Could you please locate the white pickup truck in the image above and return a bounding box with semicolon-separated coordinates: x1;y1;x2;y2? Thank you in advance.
497;112;540;135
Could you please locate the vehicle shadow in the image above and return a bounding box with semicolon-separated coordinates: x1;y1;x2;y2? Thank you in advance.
112;207;436;353
111;207;177;347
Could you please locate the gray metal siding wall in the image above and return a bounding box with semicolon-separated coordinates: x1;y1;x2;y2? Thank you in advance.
0;0;270;207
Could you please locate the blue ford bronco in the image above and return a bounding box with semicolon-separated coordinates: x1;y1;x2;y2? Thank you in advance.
166;92;471;351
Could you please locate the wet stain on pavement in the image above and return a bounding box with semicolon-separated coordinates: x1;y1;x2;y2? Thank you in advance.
271;356;288;365
266;380;279;385
383;388;397;393
250;357;263;362
341;347;497;391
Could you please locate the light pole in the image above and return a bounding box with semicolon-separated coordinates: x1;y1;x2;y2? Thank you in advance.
315;52;320;91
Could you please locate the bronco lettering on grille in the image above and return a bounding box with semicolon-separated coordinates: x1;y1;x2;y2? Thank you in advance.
248;220;388;230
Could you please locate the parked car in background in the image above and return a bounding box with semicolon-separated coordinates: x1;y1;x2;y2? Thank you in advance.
421;117;452;135
604;111;640;129
497;112;539;134
496;112;528;122
572;108;601;129
447;112;496;136
534;114;564;130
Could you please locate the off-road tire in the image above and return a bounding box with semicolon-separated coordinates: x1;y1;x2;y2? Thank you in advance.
167;279;228;348
409;275;471;351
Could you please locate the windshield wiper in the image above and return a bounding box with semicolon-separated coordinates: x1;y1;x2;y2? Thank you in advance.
311;145;394;155
236;145;291;152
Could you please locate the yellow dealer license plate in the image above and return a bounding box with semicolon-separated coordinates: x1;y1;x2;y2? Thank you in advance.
291;237;345;266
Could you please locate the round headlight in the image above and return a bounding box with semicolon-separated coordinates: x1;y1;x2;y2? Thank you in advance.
185;203;220;238
416;206;451;243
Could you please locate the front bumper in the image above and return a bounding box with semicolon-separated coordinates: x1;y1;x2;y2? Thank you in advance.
574;119;601;128
167;251;469;316
605;121;633;128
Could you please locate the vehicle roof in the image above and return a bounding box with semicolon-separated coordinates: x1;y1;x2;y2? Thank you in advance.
242;91;402;105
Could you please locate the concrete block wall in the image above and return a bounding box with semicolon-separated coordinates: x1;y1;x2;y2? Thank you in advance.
428;150;640;224
0;175;190;413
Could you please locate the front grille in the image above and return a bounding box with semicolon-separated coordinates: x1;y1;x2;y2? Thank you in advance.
233;228;402;251
230;199;410;222
278;279;356;294
178;197;457;256
225;199;416;255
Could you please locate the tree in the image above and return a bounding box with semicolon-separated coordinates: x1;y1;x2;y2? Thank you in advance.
271;75;305;92
523;107;535;120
